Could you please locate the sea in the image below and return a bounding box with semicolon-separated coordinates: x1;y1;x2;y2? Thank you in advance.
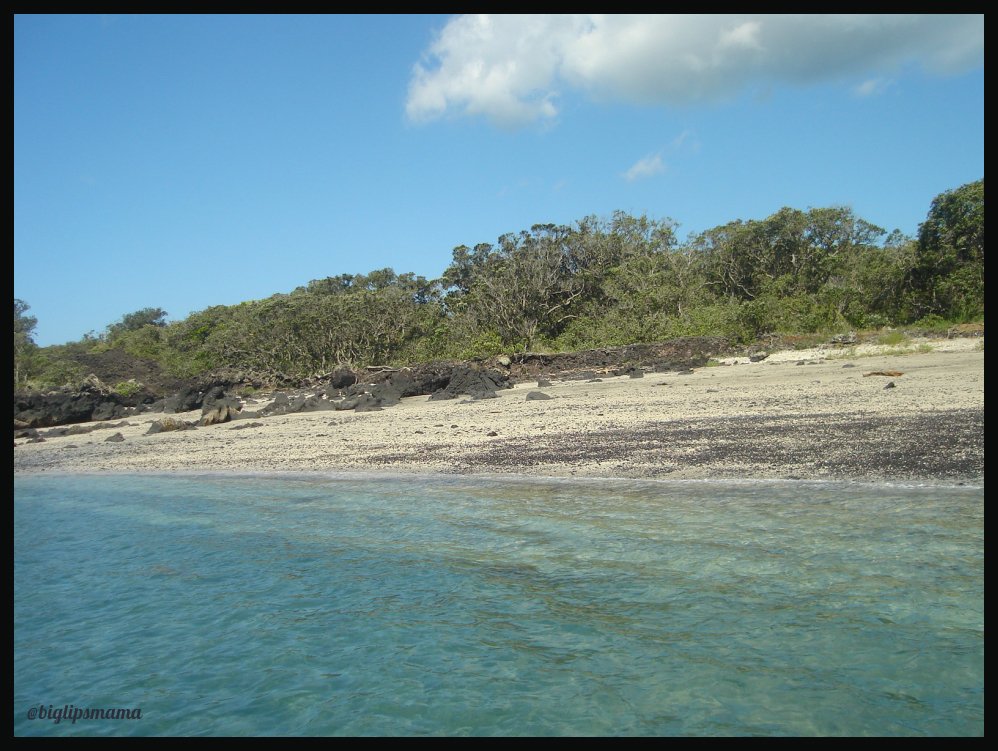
13;473;984;737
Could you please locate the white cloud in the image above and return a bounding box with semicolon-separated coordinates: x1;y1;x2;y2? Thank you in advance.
406;14;983;126
623;152;666;182
670;129;700;153
406;14;591;127
853;77;892;97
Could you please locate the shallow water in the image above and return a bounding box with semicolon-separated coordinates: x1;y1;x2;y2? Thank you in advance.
14;473;983;736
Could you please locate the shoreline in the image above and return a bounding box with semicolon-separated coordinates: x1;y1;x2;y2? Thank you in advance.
14;468;984;492
14;341;985;484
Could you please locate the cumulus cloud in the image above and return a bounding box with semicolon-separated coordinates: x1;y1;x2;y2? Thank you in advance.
623;153;666;182
406;14;983;126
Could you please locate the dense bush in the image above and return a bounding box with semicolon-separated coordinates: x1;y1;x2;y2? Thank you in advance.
16;180;983;389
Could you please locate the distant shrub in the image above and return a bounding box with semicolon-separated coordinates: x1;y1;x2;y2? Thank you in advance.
113;380;144;397
33;358;85;389
456;330;506;359
876;330;910;346
911;314;952;334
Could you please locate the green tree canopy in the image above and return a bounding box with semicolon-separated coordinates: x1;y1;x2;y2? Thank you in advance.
14;298;38;387
911;179;984;319
107;307;169;339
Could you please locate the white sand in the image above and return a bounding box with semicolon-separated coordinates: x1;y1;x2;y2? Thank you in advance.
14;338;984;481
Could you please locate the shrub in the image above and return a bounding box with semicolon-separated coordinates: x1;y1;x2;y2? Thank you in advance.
912;314;953;335
876;330;909;346
113;380;144;397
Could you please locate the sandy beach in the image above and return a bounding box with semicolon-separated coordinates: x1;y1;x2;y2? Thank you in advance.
13;338;984;482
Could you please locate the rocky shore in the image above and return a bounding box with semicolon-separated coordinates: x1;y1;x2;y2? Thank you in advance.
13;337;984;483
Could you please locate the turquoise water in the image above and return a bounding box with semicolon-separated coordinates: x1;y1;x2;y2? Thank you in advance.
14;473;983;736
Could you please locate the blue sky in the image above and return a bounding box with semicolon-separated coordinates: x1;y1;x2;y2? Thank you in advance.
14;14;984;347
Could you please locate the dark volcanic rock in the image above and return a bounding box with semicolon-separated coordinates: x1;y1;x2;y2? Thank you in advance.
163;387;203;414
348;381;405;407
39;420;133;439
327;368;358;389
260;393;293;417
145;418;196;435
506;337;728;381
363;364;452;397
255;390;319;416
13;378;137;429
364;363;510;401
229;421;264;430
526;391;552;401
200;401;241;426
353;395;384;412
199;388;243;426
13;337;729;430
53;348;184;396
300;395;335;412
105;432;125;443
92;401;128;422
334;396;362;411
434;365;510;399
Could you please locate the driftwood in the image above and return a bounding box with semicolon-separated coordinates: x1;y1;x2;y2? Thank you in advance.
863;370;904;377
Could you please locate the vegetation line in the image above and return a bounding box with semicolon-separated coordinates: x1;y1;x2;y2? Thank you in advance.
14;179;983;391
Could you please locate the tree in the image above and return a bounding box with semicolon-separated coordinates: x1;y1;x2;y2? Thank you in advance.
106;307;169;341
14;298;39;388
911;179;984;319
440;214;681;351
464;225;589;350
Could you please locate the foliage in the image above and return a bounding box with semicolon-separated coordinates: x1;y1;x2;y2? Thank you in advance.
911;314;954;334
14;299;39;388
910;179;984;319
106;307;169;341
875;330;910;346
26;352;86;389
18;179;983;391
113;380;144;397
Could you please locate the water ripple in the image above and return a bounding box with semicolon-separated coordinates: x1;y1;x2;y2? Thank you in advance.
14;474;983;736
